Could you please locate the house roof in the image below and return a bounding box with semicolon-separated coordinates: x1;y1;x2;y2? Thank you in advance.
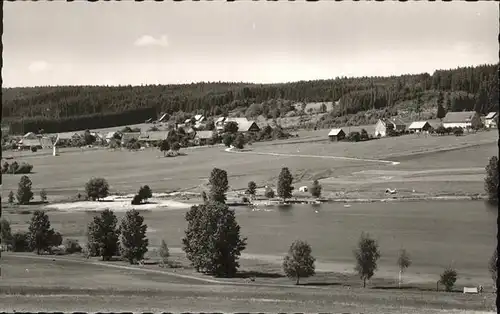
195;114;204;122
141;131;169;141
443;111;476;123
121;132;141;141
238;121;260;132
328;128;344;136
23;132;37;138
196;131;215;140
408;121;430;129
485;112;497;119
216;116;226;123
226;117;249;125
19;138;41;147
379;118;406;127
185;118;191;124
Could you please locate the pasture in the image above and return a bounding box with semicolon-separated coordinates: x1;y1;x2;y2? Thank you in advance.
1;128;496;202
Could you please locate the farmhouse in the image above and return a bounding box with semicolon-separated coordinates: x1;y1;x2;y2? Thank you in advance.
105;131;119;142
138;131;169;146
328;128;345;141
484;112;498;129
195;130;215;146
408;121;432;133
442;111;475;129
57;132;82;146
374;117;406;137
225;117;260;133
23;132;39;139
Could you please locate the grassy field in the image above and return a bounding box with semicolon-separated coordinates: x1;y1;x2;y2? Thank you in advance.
1;254;495;313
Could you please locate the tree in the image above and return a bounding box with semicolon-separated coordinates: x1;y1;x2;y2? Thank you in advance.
437;92;446;120
138;185;153;203
171;142;181;152
27;210;56;254
8;191;14;204
1;218;13;246
159;139;170;156
120;209;149;264
309;180;322;198
320;103;327;113
360;128;369;141
246;181;257;199
87;209;120;261
282;240;316;285
484;156;498;203
85;177;110;201
277;167;294;201
12;232;29;252
489;249;497;290
224;121;239;134
439;267;458;292
471;112;483;130
16;175;34;205
208;168;229;204
182;202;247;277
354;232;381;288
397;248;412;287
40;189;47;202
83;129;96;145
233;133;245;149
159;239;170;267
222;133;234;147
201;191;208;203
445;96;452;111
265;186;275;198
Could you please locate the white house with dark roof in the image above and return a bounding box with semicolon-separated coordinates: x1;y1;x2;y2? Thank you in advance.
374;117;406;137
225;117;260;133
485;112;498;129
442;111;476;129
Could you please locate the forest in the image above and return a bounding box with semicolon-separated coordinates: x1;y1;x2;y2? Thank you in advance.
2;63;498;134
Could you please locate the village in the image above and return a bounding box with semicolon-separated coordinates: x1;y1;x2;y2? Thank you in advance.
5;109;498;153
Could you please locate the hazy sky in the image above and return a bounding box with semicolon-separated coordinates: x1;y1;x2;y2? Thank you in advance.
3;1;498;87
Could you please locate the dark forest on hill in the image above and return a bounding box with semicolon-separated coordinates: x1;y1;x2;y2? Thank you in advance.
2;63;498;134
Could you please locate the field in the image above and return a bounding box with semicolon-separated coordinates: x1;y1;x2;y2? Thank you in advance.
1;128;498;312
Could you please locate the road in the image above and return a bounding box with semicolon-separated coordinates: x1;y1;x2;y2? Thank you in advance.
1;254;495;313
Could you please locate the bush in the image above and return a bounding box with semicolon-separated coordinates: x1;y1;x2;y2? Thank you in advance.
64;239;83;254
453;127;464;136
31;146;38;153
439;267;458;292
12;232;29;252
131;194;142;205
347;131;361;142
16;175;34;205
265;187;275;198
138;185;153;202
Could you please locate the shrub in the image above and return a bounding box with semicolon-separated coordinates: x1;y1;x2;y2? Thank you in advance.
138;185;153;202
309;180;322;198
265;187;275;198
246;181;257;198
8;191;14;204
241;196;249;203
1;219;13;246
12;232;29;252
453;127;464;136
233;133;245;149
2;162;9;174
131;194;142;205
439;267;458;292
40;189;47;202
31;146;38;153
347;131;361;142
64;239;83;254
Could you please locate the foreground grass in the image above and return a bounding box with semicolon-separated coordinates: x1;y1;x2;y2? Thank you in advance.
1;253;495;313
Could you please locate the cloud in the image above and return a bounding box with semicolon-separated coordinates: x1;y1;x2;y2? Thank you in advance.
134;35;168;47
28;61;51;73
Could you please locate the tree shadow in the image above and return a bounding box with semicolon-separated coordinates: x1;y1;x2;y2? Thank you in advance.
234;270;285;279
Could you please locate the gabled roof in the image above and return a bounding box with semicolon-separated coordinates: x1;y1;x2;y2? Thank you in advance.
216;116;226;123
185;118;192;124
195;130;215;139
328;128;344;136
142;131;169;141
158;113;168;122
443;111;476;123
379;117;406;128
194;114;204;122
408;121;430;129
121;132;141;141
23;132;37;139
485;112;497;119
238;121;260;132
19;138;42;147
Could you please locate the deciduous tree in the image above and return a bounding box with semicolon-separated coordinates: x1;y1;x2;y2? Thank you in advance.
282;240;316;285
16;175;34;205
85;177;109;201
159;239;170;267
439;267;458;292
87;209;120;261
224;121;239;134
182;202;247;277
397;248;412;287
40;189;47;202
484;156;498;203
208;168;229;204
246;181;257;199
1;218;13;246
138;185;153;203
120;209;149;264
489;249;497;290
354;232;381;288
27;210;56;254
159;139;170;156
8;191;14;204
309;180;322;198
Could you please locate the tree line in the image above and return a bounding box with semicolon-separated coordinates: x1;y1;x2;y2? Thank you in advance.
2;63;497;134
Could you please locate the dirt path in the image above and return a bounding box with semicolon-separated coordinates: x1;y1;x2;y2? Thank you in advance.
224;148;400;165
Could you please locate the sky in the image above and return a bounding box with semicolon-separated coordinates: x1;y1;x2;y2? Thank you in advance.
2;1;498;87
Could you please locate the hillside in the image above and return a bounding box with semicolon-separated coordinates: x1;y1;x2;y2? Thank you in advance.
2;63;497;134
